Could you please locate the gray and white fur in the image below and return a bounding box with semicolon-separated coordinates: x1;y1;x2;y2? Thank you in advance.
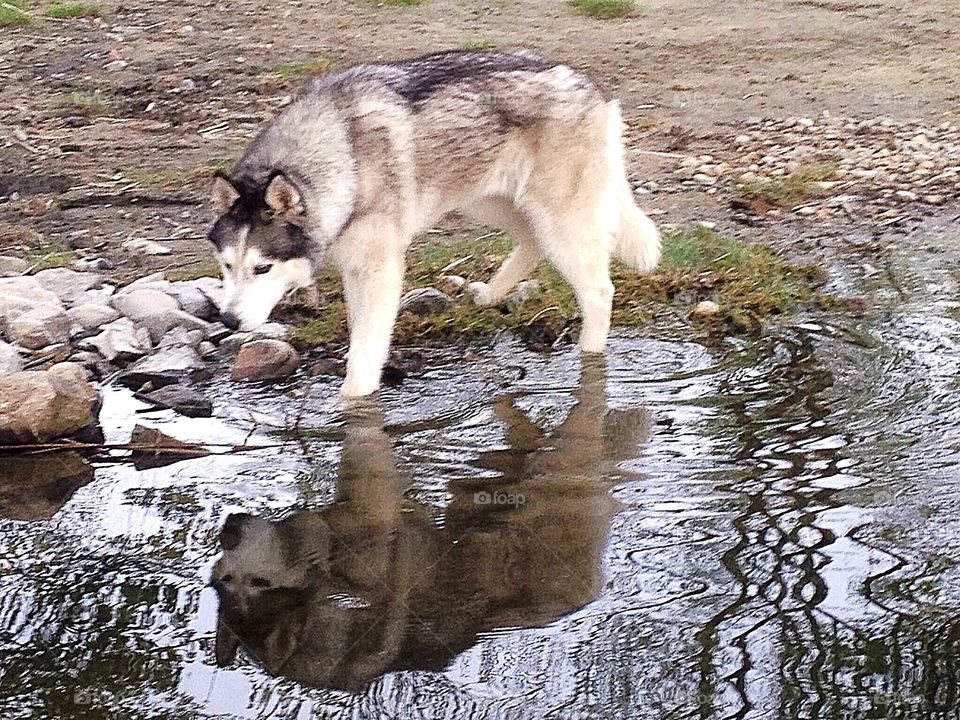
208;49;661;396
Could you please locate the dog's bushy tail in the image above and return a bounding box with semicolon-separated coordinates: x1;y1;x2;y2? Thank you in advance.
605;101;661;274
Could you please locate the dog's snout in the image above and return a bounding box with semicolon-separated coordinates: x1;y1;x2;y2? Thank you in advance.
221;311;241;331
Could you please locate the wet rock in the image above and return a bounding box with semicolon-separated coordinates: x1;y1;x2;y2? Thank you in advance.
33;268;101;305
0;256;27;277
165;280;218;320
7;305;70;350
84;318;153;362
130;425;210;469
112;288;179;322
381;350;427;386
118;343;205;389
137;384;213;418
307;357;345;377
400;287;453;316
0;452;96;521
66;303;120;333
0;342;23;376
0;363;101;444
231;340;299;381
69;350;112;380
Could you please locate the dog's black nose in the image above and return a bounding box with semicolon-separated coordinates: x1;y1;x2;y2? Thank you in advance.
221;311;241;331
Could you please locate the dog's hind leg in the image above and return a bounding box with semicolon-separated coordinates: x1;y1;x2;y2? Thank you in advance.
335;223;407;397
462;199;541;307
529;208;614;353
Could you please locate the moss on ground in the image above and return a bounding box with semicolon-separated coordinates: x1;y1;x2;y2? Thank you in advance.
45;2;101;18
0;0;31;25
737;162;838;208
569;0;635;18
290;226;826;348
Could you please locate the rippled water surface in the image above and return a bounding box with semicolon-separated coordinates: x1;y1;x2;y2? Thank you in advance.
2;235;960;719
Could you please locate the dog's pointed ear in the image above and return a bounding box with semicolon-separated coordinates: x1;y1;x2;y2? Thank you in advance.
211;171;240;213
219;513;252;550
265;172;305;218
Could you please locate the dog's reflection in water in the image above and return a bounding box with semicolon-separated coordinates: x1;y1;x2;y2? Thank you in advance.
211;360;650;690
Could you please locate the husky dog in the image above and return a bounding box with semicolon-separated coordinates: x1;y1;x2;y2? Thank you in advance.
208;49;661;396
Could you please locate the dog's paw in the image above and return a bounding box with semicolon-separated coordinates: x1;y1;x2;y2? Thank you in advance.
467;281;497;307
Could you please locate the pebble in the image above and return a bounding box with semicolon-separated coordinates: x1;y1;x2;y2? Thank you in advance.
691;300;721;318
122;239;171;255
436;275;467;294
399;287;454;316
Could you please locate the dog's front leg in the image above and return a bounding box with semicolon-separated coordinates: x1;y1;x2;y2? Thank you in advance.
339;243;406;397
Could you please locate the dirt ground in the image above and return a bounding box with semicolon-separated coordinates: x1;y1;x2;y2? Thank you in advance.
1;0;959;282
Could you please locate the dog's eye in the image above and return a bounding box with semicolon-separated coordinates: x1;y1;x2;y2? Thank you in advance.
250;576;272;588
223;262;233;272
253;263;273;276
221;574;234;583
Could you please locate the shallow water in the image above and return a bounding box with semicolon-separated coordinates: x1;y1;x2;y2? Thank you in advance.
2;234;960;719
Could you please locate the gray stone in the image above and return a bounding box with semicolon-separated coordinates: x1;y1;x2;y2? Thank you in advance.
0;363;101;444
165;281;217;320
0;256;28;278
83;318;153;362
72;286;116;308
0;342;23;376
400;287;453;316
112;288;178;322
140;309;211;344
66;304;120;333
7;305;70;350
122;238;170;255
33;268;101;304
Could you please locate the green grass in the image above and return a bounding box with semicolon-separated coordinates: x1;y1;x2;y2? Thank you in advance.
26;239;78;271
462;38;496;50
290;226;825;347
276;56;338;79
0;0;31;25
45;2;101;17
60;89;110;117
167;257;221;282
569;0;635;18
737;162;838;208
120;159;236;191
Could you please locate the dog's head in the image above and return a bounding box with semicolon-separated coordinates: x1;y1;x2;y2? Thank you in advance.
207;170;315;331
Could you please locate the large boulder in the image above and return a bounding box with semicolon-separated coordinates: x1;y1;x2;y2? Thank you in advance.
6;304;70;350
0;363;101;444
33;268;101;305
0;256;28;278
112;288;178;322
0;276;64;328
